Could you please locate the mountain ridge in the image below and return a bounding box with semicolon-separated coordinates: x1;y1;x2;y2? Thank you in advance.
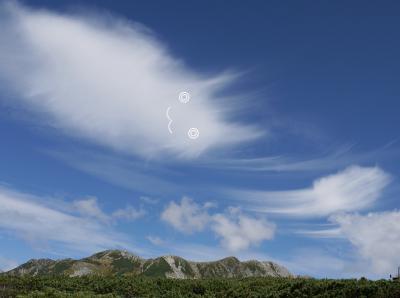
4;249;292;279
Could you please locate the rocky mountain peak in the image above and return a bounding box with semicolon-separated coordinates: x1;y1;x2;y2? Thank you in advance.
4;249;292;279
88;249;139;261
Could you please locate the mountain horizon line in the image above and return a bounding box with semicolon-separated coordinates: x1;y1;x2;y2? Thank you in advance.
2;249;293;279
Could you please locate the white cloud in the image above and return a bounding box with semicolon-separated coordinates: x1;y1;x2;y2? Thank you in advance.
232;166;391;217
73;196;145;223
146;235;164;246
161;197;210;234
73;196;109;223
212;208;275;252
331;211;400;275
0;2;262;159
161;197;275;251
0;186;137;253
112;205;146;221
296;228;343;238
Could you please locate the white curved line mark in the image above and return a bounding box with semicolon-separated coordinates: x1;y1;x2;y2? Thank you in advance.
166;106;173;134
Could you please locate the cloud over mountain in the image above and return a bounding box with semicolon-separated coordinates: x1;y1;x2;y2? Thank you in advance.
0;186;140;253
331;211;400;274
161;197;275;252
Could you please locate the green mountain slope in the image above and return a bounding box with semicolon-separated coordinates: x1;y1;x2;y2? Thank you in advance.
4;250;292;279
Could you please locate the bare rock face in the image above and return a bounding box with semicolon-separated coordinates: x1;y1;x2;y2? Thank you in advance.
8;259;57;276
5;250;292;279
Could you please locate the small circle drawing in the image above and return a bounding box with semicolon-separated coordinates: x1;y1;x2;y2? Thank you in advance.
187;127;199;139
178;91;190;104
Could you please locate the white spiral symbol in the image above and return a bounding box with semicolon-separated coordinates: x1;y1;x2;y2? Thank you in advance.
187;127;199;139
178;91;190;104
166;107;173;134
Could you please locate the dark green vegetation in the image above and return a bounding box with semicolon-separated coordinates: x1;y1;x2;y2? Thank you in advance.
1;275;400;298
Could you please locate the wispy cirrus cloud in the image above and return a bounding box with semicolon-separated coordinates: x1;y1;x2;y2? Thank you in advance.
194;143;400;180
198;145;358;172
295;227;343;238
0;185;143;254
46;149;179;195
146;235;165;246
229;165;391;217
0;2;262;160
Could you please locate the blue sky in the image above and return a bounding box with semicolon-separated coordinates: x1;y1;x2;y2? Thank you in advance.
0;0;400;278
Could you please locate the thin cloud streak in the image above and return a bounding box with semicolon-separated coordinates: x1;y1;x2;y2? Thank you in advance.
228;166;391;217
295;228;344;238
46;149;179;195
198;143;399;173
0;185;141;254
